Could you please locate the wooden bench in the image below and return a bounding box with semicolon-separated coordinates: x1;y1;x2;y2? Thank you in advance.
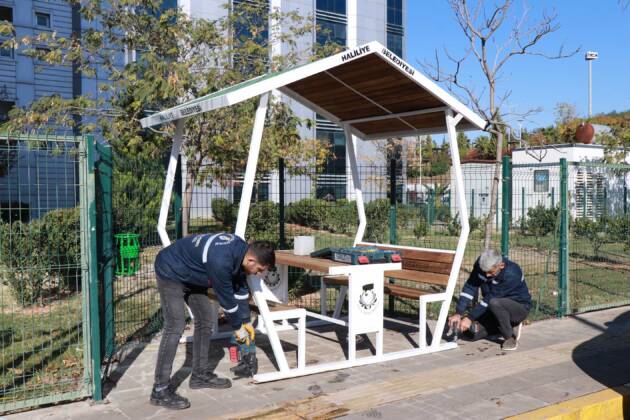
322;242;456;349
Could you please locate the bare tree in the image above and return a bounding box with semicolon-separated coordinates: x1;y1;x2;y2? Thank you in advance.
422;0;578;248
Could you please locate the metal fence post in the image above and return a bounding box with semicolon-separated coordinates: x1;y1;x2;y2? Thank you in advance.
501;156;510;257
625;183;628;215
551;187;555;208
174;155;183;239
95;142;114;359
521;187;525;223
470;188;475;218
86;136;103;401
278;158;286;248
389;158;397;245
558;158;569;317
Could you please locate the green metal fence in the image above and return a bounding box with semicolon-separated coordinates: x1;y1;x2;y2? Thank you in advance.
0;134;93;413
2;137;629;413
567;162;630;313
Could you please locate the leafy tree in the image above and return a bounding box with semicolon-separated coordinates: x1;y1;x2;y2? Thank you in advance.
1;1;330;236
422;0;578;247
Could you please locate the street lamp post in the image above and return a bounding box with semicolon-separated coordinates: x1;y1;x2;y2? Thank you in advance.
585;51;598;118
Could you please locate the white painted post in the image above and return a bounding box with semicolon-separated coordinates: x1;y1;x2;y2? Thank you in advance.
235;93;270;239
431;109;470;348
157;120;184;247
344;125;366;245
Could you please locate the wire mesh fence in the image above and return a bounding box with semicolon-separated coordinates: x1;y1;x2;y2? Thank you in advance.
0;135;90;413
567;162;630;312
2;139;629;413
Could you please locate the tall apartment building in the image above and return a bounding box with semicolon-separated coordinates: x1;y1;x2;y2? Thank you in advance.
0;0;113;124
180;0;407;203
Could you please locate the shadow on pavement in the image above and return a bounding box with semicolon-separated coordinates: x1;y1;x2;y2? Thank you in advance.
571;309;630;417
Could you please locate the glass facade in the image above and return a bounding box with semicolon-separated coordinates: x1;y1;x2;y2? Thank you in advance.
387;0;404;57
316;127;347;199
315;2;347;198
316;0;346;15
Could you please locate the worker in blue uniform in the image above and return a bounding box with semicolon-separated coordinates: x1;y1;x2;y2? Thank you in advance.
448;249;531;351
149;233;275;410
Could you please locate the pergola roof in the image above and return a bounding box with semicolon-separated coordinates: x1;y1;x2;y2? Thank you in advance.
140;41;487;139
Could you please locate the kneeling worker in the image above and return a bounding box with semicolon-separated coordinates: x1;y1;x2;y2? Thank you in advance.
151;233;275;410
448;249;531;351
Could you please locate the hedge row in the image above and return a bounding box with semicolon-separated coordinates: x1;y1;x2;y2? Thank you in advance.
0;207;80;306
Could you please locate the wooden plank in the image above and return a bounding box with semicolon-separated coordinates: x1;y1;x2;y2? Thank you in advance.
383;269;449;286
384;284;430;299
402;259;452;275
275;250;345;273
357;243;455;264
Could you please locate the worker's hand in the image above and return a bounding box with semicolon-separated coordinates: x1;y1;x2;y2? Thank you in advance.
234;323;255;345
448;314;461;329
459;317;472;332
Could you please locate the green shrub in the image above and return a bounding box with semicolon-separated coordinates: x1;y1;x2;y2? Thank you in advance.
212;198;237;228
573;217;610;256
365;198;389;242
285;198;328;230
435;205;452;223
324;199;357;234
0;207;82;305
112;155;164;237
526;205;558;237
447;213;461;236
246;201;279;244
41;208;81;291
469;215;483;233
0;220;49;305
413;219;428;238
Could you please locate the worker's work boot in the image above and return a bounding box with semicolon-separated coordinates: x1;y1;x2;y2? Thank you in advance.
189;369;232;389
150;385;191;410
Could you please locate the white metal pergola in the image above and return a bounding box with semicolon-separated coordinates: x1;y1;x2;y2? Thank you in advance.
141;41;487;382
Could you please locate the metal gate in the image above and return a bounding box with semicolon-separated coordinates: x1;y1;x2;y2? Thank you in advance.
0;134;94;413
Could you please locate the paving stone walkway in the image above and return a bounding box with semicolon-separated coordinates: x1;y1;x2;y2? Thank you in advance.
9;306;630;419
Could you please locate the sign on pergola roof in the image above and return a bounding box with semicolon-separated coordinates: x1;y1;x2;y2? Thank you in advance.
140;41;487;137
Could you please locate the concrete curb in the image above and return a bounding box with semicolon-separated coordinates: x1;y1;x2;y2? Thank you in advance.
506;385;630;420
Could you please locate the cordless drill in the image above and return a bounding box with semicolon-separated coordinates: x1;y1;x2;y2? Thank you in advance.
229;336;258;378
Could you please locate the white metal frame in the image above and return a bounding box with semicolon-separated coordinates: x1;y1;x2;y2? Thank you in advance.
149;41;483;383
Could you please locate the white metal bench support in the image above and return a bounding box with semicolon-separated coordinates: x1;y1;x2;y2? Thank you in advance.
429;109;469;350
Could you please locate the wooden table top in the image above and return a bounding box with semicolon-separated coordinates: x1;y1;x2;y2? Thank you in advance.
275;250;346;273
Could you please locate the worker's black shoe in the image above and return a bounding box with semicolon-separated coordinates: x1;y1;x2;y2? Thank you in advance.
189;370;232;389
150;385;190;410
230;353;258;378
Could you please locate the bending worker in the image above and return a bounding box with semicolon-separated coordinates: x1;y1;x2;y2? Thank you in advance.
150;233;275;410
448;248;531;351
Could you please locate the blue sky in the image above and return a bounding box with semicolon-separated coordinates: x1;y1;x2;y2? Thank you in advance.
407;1;630;134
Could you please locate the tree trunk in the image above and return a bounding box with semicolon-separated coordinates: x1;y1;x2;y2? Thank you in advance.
182;163;197;237
483;130;503;248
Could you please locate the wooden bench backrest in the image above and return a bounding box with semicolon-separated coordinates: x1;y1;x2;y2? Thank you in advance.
357;243;455;274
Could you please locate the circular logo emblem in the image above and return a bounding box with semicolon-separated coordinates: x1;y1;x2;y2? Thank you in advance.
358;284;378;313
263;269;281;290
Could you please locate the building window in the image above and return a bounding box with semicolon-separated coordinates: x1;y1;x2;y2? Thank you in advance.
387;0;404;57
35;12;51;28
316;127;346;199
387;31;403;57
533;170;549;193
316;0;346;15
316;0;346;48
0;100;14;122
0;6;12;22
0;6;13;59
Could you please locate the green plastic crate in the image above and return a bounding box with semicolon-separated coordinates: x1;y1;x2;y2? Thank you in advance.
115;233;141;276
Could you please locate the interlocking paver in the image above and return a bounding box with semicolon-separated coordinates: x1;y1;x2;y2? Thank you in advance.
8;306;630;419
